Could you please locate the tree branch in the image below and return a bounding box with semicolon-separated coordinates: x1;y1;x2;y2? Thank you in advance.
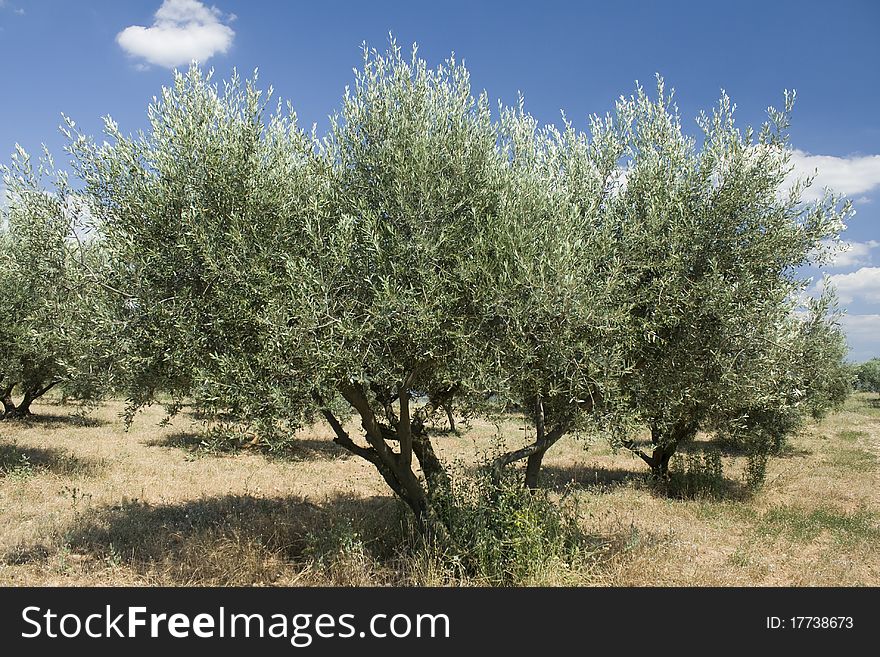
311;391;380;464
492;423;567;479
32;380;62;399
621;439;657;468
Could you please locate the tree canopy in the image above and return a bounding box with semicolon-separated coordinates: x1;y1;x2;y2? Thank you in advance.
0;148;108;417
4;42;854;531
601;81;850;477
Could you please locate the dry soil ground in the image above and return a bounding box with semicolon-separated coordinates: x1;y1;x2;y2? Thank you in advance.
1;394;877;586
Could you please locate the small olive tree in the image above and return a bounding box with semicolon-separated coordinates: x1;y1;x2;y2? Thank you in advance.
709;293;852;483
856;358;880;396
602;80;850;477
0;149;107;417
485;103;633;488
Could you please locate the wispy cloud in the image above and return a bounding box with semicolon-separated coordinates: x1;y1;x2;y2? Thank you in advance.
0;1;26;15
825;239;879;269
820;266;880;304
117;0;235;69
789;149;880;202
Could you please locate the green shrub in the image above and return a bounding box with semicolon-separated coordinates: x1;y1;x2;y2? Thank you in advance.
430;471;588;585
744;449;769;491
667;450;725;499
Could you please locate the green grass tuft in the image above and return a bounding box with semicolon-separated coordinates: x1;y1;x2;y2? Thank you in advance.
757;506;880;545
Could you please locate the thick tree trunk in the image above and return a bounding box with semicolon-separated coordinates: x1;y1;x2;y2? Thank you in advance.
648;443;675;478
313;384;450;539
524;450;547;490
4;381;60;418
1;383;17;417
412;427;450;494
623;418;698;478
13;391;36;418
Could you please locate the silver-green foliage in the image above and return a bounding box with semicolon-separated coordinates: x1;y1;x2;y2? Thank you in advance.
51;46;854;523
0;149;108;416
856;358;880;394
604;79;851;475
485;102;635;486
66;68;325;426
66;45;536;529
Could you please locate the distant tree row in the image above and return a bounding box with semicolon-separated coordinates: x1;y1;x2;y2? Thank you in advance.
856;358;880;395
1;41;853;533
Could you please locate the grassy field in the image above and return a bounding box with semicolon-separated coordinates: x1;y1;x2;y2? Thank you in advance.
1;394;878;586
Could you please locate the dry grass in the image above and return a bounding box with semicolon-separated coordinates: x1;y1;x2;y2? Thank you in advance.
1;393;878;586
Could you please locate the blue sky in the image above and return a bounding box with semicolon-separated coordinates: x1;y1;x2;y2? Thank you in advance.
1;0;879;360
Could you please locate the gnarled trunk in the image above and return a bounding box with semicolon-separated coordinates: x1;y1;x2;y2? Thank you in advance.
524;449;547;490
313;381;451;538
1;382;18;417
492;397;569;490
10;390;36;418
2;381;60;419
624;418;699;478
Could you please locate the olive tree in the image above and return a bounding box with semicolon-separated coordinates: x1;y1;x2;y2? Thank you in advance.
66;68;327;428
0;148;107;417
485;103;633;488
304;42;512;527
606;80;851;477
67;46;520;533
709;292;852;480
856;358;880;395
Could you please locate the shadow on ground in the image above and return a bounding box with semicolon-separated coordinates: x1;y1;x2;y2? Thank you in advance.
541;460;753;501
146;432;351;461
0;442;105;478
540;463;641;492
2;412;107;429
4;492;411;585
675;438;811;459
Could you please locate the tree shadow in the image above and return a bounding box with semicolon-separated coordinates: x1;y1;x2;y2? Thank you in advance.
661;471;753;502
146;432;351;461
540;460;753;501
4;492;410;585
0;443;105;477
145;432;204;450
678;438;811;459
540;463;644;492
1;412;107;428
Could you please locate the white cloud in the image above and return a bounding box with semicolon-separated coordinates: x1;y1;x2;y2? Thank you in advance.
820;266;880;304
789;149;880;202
840;314;880;361
117;0;235;69
825;240;879;269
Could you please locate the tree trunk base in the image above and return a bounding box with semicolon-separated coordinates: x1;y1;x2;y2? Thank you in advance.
524;449;547;490
444;405;457;433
